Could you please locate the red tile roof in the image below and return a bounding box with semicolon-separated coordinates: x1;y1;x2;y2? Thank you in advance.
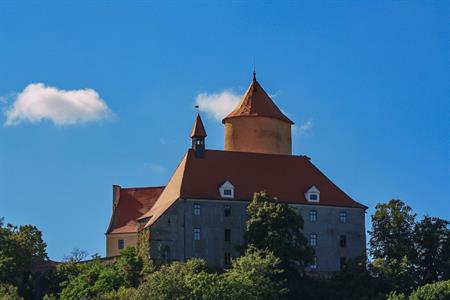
143;149;366;228
106;186;164;234
222;78;294;124
190;113;207;138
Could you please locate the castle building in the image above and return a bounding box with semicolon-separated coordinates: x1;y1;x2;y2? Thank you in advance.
106;75;367;272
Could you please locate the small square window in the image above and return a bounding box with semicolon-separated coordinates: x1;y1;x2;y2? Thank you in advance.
339;211;347;223
309;194;318;201
224;204;231;217
118;239;124;250
193;204;201;216
194;228;201;241
224;252;231;267
340;235;347;248
310;234;318;246
224;189;232;196
224;229;231;242
309;210;317;222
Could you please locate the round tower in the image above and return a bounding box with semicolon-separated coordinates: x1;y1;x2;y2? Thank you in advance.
222;74;294;155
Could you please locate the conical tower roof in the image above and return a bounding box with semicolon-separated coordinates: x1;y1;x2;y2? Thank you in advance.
190;113;207;138
222;75;294;125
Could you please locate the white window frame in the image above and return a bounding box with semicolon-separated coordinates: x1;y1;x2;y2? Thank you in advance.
310;233;318;246
305;186;320;203
193;203;201;216
219;181;235;199
309;210;317;222
339;211;347;223
193;228;201;241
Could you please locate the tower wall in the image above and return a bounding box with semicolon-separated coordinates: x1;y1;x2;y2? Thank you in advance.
224;116;292;155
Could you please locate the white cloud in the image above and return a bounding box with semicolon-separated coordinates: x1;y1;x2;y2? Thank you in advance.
195;90;241;121
293;120;313;137
4;83;113;126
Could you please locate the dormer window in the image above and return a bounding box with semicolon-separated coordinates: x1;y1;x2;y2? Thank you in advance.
220;181;235;199
305;186;320;203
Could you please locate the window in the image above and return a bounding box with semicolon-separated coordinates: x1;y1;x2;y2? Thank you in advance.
193;204;201;216
340;257;346;270
339;211;347;223
309;194;318;201
309;210;317;222
310;256;318;269
193;228;201;241
305;186;320;203
224;204;231;217
224;252;231;267
225;229;231;242
118;239;124;250
340;235;347;248
310;234;318;246
219;181;234;198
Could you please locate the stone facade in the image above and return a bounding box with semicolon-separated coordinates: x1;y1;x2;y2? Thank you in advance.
149;198;365;272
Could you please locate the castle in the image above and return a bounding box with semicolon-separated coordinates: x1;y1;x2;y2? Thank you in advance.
106;74;367;273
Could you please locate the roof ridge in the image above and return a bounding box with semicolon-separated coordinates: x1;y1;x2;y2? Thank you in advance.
121;186;165;190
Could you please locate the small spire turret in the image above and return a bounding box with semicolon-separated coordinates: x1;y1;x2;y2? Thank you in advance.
190;113;207;158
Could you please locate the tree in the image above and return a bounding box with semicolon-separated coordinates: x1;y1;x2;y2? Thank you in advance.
134;258;207;300
0;219;48;299
0;283;22;300
223;248;287;300
330;255;386;300
116;247;143;288
59;259;124;300
369;199;416;260
409;280;450;300
244;191;314;275
412;216;450;284
369;256;416;295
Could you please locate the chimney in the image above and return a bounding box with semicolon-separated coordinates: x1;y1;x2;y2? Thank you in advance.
112;185;121;209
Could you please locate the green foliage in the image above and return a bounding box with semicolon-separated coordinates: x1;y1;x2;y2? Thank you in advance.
0;219;48;284
184;271;225;300
369;199;416;260
412;216;450;284
136;226;155;275
0;283;22;300
244;191;314;274
409;280;450;300
101;286;137;300
59;259;124;300
370;256;416;294
223;248;287;300
135;250;286;300
387;291;407;300
134;258;207;300
116;247;143;288
330;255;385;300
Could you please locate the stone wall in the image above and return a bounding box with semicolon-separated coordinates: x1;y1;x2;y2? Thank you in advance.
150;198;366;272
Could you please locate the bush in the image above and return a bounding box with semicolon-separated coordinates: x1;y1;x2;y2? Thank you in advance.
0;284;22;300
409;280;450;300
101;287;137;300
134;258;207;300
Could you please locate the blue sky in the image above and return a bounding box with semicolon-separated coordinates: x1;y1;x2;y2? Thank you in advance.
0;1;448;260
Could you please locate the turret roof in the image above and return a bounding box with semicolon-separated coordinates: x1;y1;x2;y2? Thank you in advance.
222;76;294;124
190;113;207;138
